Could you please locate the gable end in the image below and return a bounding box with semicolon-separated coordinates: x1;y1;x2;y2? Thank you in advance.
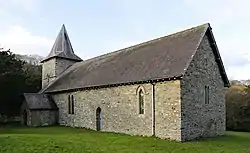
205;26;230;87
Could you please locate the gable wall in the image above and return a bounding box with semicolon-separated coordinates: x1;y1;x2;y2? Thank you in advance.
51;81;181;140
181;34;226;141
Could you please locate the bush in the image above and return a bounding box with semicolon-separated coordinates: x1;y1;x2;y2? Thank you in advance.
226;85;250;131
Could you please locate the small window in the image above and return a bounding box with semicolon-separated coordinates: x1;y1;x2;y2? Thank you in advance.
68;95;75;114
139;89;144;114
71;95;75;114
205;86;209;104
68;95;71;114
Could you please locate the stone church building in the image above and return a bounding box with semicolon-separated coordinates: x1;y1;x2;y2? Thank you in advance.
21;23;230;141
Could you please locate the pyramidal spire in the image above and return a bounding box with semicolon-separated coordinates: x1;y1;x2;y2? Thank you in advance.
41;24;82;63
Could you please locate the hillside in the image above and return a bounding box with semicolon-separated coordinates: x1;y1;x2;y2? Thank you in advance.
15;54;44;65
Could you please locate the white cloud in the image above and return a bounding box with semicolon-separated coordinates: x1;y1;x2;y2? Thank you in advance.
183;0;250;80
0;0;38;11
0;25;53;56
227;64;250;80
0;0;249;81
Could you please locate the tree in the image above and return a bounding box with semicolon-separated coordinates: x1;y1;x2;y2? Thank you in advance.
0;48;42;118
22;63;42;92
226;84;250;131
0;49;25;116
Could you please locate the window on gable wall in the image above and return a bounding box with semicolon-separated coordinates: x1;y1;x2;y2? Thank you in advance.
205;86;210;104
71;95;75;114
68;95;75;114
139;89;144;114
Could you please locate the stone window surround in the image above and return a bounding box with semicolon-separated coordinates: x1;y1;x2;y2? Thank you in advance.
136;86;146;115
68;95;75;114
205;85;210;104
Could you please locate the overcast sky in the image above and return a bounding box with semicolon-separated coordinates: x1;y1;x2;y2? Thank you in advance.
0;0;249;80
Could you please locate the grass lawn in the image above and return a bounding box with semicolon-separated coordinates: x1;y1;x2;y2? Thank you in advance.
0;126;250;153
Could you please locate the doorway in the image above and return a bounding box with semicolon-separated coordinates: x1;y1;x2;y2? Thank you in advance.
96;107;102;131
23;110;28;126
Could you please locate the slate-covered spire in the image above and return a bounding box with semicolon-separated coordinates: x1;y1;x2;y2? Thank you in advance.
41;24;82;63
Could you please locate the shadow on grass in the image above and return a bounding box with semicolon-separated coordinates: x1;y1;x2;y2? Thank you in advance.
0;125;104;136
189;131;250;145
0;121;21;127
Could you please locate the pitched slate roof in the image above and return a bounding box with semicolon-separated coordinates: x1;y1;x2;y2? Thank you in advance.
23;93;58;110
42;23;229;93
40;24;82;63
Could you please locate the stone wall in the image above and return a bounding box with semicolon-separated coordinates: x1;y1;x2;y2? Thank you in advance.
0;115;20;123
155;81;181;141
54;58;76;77
53;83;153;137
42;58;56;88
29;110;58;127
52;81;181;140
180;35;226;141
42;58;77;88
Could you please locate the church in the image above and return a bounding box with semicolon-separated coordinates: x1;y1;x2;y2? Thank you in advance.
21;23;230;141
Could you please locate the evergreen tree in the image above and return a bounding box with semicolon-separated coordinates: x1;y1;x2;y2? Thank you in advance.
0;48;41;117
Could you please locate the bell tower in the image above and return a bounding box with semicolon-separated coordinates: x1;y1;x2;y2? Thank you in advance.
40;24;82;89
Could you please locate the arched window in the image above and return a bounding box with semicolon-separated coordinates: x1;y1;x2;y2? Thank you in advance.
139;89;144;114
96;107;102;131
68;94;75;114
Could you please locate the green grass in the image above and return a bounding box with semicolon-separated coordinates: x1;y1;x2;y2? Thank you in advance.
0;126;250;153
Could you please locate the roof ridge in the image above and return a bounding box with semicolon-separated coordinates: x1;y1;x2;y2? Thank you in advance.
118;23;209;52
